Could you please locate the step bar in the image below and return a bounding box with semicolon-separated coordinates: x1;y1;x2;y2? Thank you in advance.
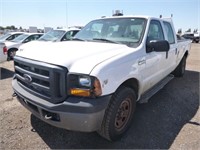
139;74;174;103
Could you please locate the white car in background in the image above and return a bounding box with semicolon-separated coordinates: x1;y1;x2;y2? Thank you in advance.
0;43;7;63
0;32;24;42
17;28;81;61
4;33;43;60
38;27;80;42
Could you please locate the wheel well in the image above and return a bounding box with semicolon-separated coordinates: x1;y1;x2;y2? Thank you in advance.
120;78;139;99
184;51;189;58
8;48;18;52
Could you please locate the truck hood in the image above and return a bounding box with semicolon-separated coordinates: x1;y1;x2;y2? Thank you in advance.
17;41;129;74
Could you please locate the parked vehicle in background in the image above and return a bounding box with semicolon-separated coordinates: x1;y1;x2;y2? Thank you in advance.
44;27;53;33
29;26;37;33
12;16;191;141
4;33;43;60
0;32;24;42
38;27;80;42
0;43;7;63
182;33;199;43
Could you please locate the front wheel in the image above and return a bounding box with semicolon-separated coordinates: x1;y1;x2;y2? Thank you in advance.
98;86;136;141
7;49;17;61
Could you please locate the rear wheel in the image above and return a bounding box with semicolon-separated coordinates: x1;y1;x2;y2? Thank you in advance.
98;86;136;141
172;56;186;77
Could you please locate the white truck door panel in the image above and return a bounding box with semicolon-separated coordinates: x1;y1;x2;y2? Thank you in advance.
162;21;177;74
166;45;177;73
139;52;165;93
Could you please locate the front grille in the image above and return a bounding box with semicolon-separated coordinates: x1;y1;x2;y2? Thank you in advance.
14;56;68;104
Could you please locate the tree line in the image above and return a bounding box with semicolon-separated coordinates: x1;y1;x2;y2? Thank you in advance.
177;28;199;34
0;26;23;30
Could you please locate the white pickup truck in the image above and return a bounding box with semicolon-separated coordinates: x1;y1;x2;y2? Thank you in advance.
12;16;191;141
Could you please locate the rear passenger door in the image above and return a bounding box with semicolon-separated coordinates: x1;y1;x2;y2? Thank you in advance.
163;21;177;74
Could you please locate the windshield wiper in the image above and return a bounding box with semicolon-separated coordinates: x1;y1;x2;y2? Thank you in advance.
92;38;120;44
71;38;85;41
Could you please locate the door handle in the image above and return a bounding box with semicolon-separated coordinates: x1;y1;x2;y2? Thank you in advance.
138;59;146;65
175;48;178;55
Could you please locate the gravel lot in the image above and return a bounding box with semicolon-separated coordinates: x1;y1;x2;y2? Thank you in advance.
0;43;199;149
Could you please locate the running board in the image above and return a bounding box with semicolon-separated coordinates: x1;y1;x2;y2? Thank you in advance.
139;74;174;103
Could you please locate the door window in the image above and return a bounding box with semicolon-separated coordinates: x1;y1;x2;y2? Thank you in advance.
147;20;164;43
61;30;79;41
23;34;41;43
163;22;175;44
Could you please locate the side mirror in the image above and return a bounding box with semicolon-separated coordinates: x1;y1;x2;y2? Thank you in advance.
146;40;169;53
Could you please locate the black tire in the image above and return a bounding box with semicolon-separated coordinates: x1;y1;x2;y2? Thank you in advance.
7;49;17;61
98;86;136;141
172;56;186;77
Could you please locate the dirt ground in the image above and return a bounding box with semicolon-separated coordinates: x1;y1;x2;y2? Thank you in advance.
0;43;199;149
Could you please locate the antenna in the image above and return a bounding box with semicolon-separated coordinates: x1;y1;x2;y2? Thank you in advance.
66;1;68;27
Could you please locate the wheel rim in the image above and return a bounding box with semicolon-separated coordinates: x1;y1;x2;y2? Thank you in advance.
10;50;16;57
115;97;132;131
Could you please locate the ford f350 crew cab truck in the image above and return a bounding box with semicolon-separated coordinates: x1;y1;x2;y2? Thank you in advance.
12;16;191;141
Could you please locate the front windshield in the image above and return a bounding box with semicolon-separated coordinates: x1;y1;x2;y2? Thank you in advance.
0;33;11;40
11;34;29;43
74;18;147;47
38;30;65;41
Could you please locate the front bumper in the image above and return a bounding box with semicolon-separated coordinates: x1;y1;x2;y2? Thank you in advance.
12;79;111;132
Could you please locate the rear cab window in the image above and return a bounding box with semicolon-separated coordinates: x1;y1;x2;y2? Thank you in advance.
163;21;175;44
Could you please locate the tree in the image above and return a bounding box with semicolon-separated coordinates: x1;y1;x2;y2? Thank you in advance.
5;26;11;30
10;25;16;30
186;28;191;32
177;28;182;34
0;26;4;30
193;29;198;33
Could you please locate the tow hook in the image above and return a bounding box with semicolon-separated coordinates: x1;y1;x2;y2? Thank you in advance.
44;114;53;120
12;92;17;97
43;111;60;121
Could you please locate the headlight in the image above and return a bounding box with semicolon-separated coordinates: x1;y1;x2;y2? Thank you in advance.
79;76;91;87
68;74;102;97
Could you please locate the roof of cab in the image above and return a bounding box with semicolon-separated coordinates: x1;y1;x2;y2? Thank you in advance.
98;15;173;23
